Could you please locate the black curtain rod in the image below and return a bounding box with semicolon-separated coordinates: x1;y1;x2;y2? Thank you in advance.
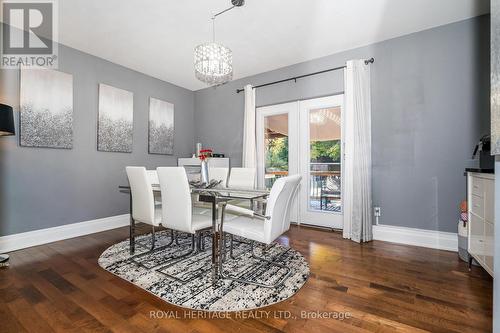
236;57;374;94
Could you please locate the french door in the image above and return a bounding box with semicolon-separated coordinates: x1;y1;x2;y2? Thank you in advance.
256;95;344;229
256;102;299;222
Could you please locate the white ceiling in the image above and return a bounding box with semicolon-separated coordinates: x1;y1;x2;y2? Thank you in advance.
58;0;490;91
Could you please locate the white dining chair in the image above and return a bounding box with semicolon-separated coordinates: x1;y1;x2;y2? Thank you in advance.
227;167;255;188
126;167;164;251
226;167;257;216
209;167;229;187
146;170;159;184
219;174;302;288
157;167;213;252
146;170;162;205
193;167;230;210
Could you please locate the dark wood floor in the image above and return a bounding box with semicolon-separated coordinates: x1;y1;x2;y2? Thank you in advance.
0;224;493;333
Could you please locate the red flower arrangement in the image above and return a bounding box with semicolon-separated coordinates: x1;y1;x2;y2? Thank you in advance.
198;149;213;161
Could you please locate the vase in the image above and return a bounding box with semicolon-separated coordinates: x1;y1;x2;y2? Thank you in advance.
200;159;209;184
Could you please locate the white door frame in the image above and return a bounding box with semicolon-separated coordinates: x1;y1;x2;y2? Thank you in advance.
298;95;344;229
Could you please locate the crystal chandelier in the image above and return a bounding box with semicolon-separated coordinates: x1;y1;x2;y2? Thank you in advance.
194;0;245;86
194;41;232;86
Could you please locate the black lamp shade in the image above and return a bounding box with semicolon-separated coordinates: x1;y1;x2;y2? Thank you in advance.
0;104;15;136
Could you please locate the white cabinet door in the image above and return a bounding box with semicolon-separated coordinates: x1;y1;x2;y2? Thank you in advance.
471;176;484;197
469;213;485;260
470;194;484;219
484;221;494;274
467;174;494;277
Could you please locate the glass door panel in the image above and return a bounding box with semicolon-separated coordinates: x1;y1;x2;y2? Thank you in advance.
299;95;344;229
308;107;342;213
264;113;289;189
256;102;299;222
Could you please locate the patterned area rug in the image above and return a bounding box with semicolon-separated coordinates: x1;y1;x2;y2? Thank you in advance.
98;230;310;311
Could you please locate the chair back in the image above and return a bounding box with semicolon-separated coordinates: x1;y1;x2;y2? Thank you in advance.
325;176;341;191
126;167;158;226
264;175;302;243
209;167;229;187
146;170;159;185
228;167;255;189
157;167;192;233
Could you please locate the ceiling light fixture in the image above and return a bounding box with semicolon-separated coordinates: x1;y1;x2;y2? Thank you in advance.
194;0;244;86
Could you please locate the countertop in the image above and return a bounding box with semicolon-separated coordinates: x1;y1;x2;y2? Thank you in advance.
465;168;494;174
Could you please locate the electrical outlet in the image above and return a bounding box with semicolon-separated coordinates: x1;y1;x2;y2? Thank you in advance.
374;207;381;217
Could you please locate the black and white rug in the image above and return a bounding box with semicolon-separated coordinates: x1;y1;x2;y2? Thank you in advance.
98;230;310;311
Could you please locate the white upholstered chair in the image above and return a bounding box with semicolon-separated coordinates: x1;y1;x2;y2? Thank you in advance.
225;167;257;216
193;167;229;210
219;174;302;288
146;170;162;205
146;170;159;184
227;167;255;188
209;167;229;187
157;167;213;251
126;167;162;250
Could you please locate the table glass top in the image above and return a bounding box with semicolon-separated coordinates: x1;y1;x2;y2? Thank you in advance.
119;184;269;200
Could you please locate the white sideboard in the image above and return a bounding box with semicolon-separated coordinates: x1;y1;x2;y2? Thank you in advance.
178;157;230;168
467;172;494;276
178;157;230;181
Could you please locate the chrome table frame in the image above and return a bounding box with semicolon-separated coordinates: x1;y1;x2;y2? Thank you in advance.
119;184;269;283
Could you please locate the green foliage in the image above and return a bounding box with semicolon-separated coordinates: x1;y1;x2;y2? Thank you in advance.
265;137;341;169
310;140;341;162
265;137;288;171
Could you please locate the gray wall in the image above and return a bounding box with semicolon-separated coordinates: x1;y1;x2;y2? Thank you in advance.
0;44;195;236
194;15;490;233
0;16;490;236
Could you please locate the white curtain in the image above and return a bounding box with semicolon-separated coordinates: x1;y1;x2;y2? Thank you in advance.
242;84;257;168
343;60;373;243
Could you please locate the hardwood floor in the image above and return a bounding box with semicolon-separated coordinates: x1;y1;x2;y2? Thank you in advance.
0;224;493;333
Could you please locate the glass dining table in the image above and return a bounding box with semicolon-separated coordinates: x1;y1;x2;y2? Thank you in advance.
118;184;269;282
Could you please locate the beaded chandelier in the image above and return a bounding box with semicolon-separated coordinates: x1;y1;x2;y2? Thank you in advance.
194;42;232;86
194;0;244;86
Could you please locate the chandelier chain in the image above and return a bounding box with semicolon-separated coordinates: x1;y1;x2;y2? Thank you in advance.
212;17;216;42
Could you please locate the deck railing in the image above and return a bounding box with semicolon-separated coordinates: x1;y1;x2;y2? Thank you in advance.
265;162;341;212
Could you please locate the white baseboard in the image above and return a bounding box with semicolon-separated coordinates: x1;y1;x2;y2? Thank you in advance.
0;214;130;253
372;224;458;252
0;217;458;253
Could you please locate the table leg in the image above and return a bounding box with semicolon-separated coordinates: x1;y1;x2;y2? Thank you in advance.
129;192;135;255
211;197;219;283
218;202;227;276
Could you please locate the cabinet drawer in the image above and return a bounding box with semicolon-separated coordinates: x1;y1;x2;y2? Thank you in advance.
470;194;484;219
470;176;484;197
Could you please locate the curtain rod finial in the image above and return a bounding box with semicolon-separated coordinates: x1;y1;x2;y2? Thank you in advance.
365;58;374;65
